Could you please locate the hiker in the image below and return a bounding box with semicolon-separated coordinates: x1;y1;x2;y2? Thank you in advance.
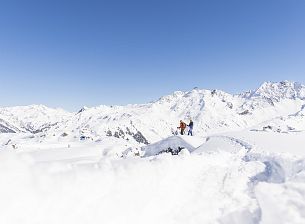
177;120;187;135
188;119;194;136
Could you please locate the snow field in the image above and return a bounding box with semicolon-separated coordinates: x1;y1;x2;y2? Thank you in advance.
0;144;266;224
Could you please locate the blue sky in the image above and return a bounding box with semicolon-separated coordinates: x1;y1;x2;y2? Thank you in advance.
0;0;305;111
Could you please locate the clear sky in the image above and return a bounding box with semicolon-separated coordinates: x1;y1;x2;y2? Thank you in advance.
0;0;305;111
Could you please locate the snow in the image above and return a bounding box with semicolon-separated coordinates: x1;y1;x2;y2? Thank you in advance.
0;145;264;224
143;135;205;156
256;179;305;224
224;129;305;156
1;81;305;223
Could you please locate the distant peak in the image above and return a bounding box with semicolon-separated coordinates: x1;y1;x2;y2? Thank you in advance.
259;80;295;88
250;80;305;100
77;106;89;114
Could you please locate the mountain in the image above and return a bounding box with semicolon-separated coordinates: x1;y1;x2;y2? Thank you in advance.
1;81;305;145
0;118;21;133
0;105;72;134
246;80;305;101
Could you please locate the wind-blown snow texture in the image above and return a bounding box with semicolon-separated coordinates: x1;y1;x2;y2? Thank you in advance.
1;81;305;224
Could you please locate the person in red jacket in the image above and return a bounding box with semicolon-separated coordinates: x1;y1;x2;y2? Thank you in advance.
178;120;187;135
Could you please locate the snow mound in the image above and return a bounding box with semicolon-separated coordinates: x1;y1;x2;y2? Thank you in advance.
256;170;305;224
142;135;252;157
195;136;252;154
143;136;205;157
0;148;265;224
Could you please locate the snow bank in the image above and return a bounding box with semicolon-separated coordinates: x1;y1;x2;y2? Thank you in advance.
0;148;264;224
142;136;205;157
195;136;252;154
256;179;305;224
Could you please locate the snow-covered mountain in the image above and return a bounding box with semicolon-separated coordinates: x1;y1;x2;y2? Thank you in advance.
0;105;71;133
243;80;305;101
1;80;305;146
0;118;21;133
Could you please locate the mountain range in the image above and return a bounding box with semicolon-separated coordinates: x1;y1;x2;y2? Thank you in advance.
1;80;305;146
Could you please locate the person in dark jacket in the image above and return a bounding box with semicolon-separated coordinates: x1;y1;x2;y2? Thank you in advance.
188;119;194;136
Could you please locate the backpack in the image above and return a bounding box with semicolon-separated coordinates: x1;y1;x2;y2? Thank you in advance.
182;122;186;129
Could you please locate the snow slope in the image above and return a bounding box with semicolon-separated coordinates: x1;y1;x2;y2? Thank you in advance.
0;138;264;224
2;131;305;224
